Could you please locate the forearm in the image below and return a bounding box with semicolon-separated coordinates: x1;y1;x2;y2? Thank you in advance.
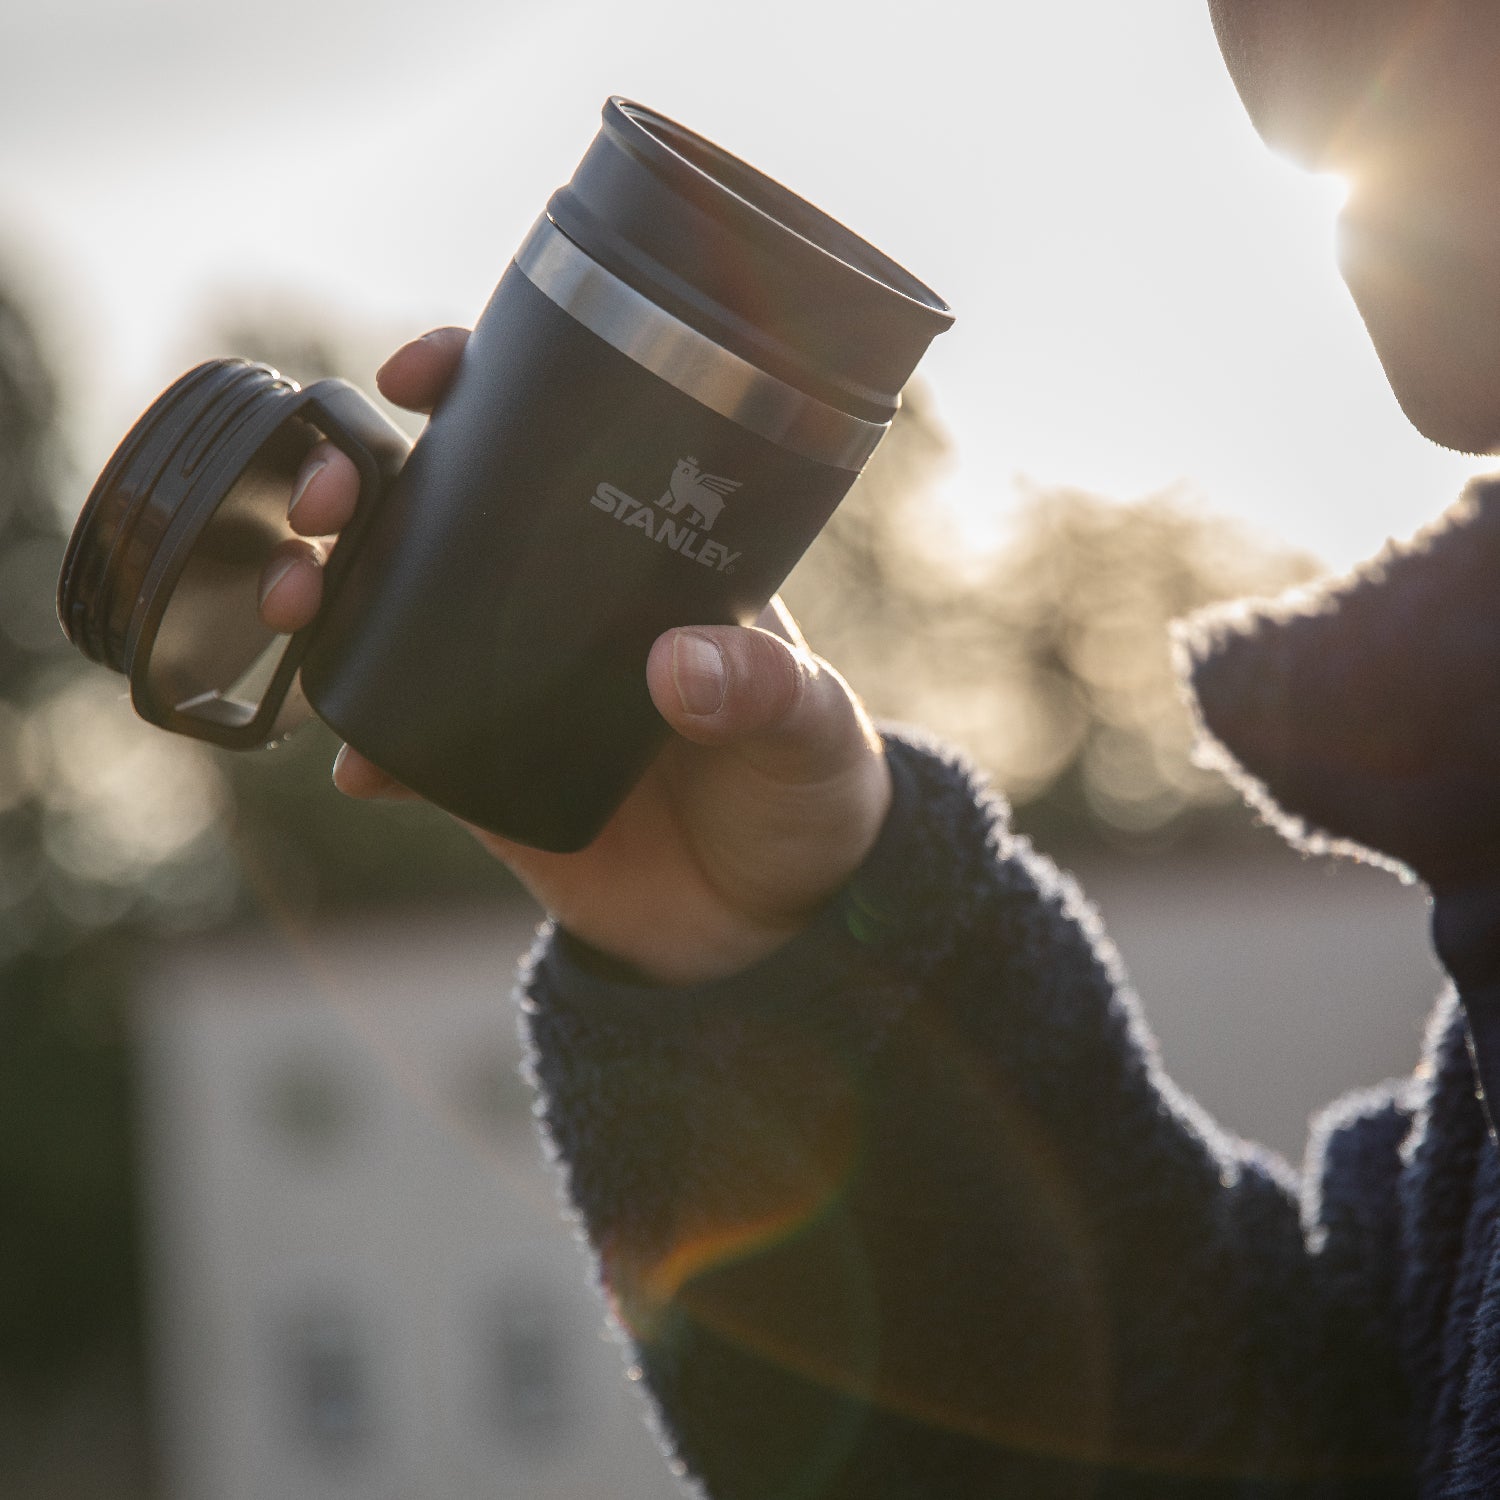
522;734;1414;1496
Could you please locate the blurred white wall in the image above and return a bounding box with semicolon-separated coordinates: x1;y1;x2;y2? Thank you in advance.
1075;847;1443;1163
136;907;687;1500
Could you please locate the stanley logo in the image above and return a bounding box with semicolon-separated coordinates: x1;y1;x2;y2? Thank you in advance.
590;457;743;573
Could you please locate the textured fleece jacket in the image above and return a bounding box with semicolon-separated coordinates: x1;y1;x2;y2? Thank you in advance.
520;735;1450;1499
513;7;1500;1489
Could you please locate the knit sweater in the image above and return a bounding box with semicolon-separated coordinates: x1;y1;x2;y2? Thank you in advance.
520;482;1500;1498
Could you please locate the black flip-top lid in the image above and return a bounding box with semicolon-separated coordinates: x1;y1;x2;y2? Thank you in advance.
547;98;953;423
57;359;409;749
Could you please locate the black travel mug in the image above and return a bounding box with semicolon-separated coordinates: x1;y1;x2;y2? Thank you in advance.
58;98;953;851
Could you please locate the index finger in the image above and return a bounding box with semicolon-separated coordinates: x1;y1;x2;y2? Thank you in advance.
375;327;470;414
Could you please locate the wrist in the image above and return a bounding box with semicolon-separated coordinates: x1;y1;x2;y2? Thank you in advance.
560;744;912;988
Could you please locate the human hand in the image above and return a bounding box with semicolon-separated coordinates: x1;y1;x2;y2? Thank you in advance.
258;328;891;985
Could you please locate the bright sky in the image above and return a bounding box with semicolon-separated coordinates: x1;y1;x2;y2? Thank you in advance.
2;0;1491;571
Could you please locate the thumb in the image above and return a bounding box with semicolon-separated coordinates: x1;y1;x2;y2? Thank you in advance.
647;625;881;785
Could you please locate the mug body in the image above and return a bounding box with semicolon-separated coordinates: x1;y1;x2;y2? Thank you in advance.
301;241;861;850
57;99;952;855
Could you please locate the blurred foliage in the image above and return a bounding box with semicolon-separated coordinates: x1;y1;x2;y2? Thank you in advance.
0;288;513;1457
0;287;153;1480
786;387;1323;853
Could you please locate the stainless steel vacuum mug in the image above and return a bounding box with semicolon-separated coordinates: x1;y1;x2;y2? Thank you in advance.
57;98;953;851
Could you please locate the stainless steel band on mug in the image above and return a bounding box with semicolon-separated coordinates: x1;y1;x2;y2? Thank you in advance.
514;217;888;472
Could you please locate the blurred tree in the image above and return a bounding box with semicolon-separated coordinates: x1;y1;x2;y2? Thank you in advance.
0;284;240;956
785;390;1324;852
983;486;1322;850
0;285;76;951
0;290;504;1491
0;286;151;1491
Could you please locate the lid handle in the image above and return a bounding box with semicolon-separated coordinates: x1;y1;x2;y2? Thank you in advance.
161;379;411;749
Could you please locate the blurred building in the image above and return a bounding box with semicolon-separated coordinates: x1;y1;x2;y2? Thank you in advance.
136;907;686;1500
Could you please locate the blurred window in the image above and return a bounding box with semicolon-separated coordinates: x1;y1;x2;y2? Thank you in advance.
487;1289;578;1452
284;1306;374;1457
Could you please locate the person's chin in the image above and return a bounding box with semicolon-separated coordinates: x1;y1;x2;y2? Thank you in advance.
1338;199;1500;455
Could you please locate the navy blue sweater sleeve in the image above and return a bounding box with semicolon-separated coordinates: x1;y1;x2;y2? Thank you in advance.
520;732;1419;1498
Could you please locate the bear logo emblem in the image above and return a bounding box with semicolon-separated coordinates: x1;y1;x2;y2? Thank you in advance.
657;457;742;533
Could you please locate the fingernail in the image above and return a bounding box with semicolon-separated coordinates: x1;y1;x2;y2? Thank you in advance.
258;558;297;608
287;458;326;520
672;632;725;716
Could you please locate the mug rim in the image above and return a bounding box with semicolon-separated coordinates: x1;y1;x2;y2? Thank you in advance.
605;97;953;329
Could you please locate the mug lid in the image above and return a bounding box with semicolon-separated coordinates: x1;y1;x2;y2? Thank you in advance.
58;360;409;749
